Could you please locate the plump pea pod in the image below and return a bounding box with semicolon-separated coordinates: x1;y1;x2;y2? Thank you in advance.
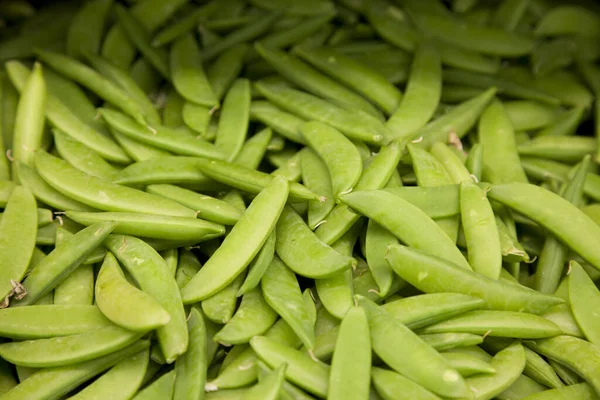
250;336;329;398
491;0;531;31
526;335;600;394
0;305;115;339
35;151;195;218
132;369;175;399
201;273;246;324
11;62;46;173
340;190;470;269
0;324;144;368
431;142;472;183
300;148;334;230
237;231;276;296
488;182;600;272
15;222;115;306
520;383;598;400
323;307;370;399
53;264;94;306
372;367;442;400
66;211;225;242
256;11;334;52
535;5;600;37
0;340;150;400
249;0;335;15
95;252;171;332
548;359;580;386
569;261;600;345
152;1;219;47
215;79;251;161
250;101;306;144
111;129;171;163
233;127;272;169
208;43;249;101
420;310;562;339
182;176;289;302
181;102;210;135
441;352;495;377
276;205;355;279
420;333;484;352
106;235;187;364
460;181;502;279
100;108;225;160
357;295;469;398
0;186;36;302
245;363;287;400
170;33;217;107
386;244;563;314
386;41;441;140
68;348;148;400
172;307;207;400
254;81;390;145
364;220;397;297
53;130;118;181
384;185;460;218
262;257;315;349
54;223;106;266
66;0;113;60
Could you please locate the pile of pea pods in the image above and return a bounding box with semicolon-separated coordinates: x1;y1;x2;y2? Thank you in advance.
2;0;600;399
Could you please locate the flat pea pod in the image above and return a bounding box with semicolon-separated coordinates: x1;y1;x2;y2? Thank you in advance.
464;343;526;400
182;103;210;133
100;108;225;160
501;101;558;132
441;352;496;377
207;44;249;101
35;150;196;218
386;41;441;140
275;205;355;279
0;186;36;301
328;306;371;400
384;185;460;218
300;148;334;230
249;0;335;16
0;305;115;339
233;127;273;170
214;288;278;345
371;367;442;400
173;307;207;400
300;121;362;198
386;244;563;314
250;336;329;398
53;130;118;181
535;5;600;37
254;82;389;145
171;33;217;107
11;62;46;172
0;340;150;400
66;0;113;60
201;272;245;323
339;190;471;269
67;348;149;400
517;136;595;163
0;180;16;208
111;129;171;163
152;1;219;47
246;363;287;400
182;176;289;302
430;142;471;184
419;333;484;352
364;220;398;297
66;211;225;242
53;264;94;306
147;184;242;226
95;252;171;332
215;79;251;161
35;49;147;125
249;101;306;145
420;310;562;339
191;157;318;201
521;383;599;400
0;324;144;368
262;257;315;349
536;106;585;137
460;180;502;279
488;182;600;272
106;235;188;364
15;222;116;307
357;295;469;398
133;369;175;399
569;261;600;345
237;231;276;296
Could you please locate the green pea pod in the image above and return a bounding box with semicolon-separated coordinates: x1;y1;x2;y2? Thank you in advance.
431;142;472;184
68;348;149;400
249;101;306;144
535;5;600;37
106;235;188;364
208;44;249;101
66;0;114;60
152;1;219;47
386;244;563;314
53;130;118;181
300;148;335;230
133;369;175;399
569;261;600;345
234;127;272;170
420;333;484;352
237;230;276;296
441;352;496;377
371;367;442;400
357;295;469;398
202;273;246;324
173;307;207;400
384;185;460;218
0;340;150;400
364;220;397;297
215;79;251;161
517;136;595;163
53;264;94;306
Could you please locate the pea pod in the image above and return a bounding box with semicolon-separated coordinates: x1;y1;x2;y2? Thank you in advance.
53;130;118;181
372;367;441;400
215;79;251;161
114;157;215;189
173;307;207;400
569;261;600;345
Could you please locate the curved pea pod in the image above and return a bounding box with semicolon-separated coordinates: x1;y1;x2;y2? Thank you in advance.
420;310;562;339
214;79;251;162
535;6;600;37
488;182;600;273
382;293;485;330
234;127;273;170
68;348;149;400
53;264;94;306
339;190;471;269
262;257;315;349
245;363;287;400
106;235;188;364
0;340;150;400
114;157;216;189
329;307;371;400
0;305;115;339
300;148;334;230
35;151;196;218
0;324;144;368
249;101;306;145
54;130;118;181
371;367;442;400
173;307;207;400
384;185;460;218
133;369;175;399
364;220;397;297
420;333;484;351
357;295;469;398
441;352;495;378
95;252;171;332
276;205;355;279
568;261;600;345
15;222;116;306
0;186;36;302
0;181;16;208
250;336;329;398
66;211;225;242
237;230;276;296
517;136;595;163
464;343;526;400
66;0;113;59
182;177;288;303
520;383;598;400
386;244;564;314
